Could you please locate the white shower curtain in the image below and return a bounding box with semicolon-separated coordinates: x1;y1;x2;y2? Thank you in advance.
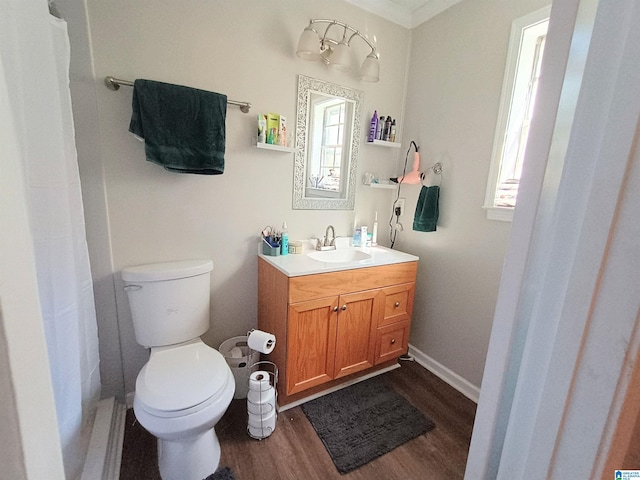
1;1;101;478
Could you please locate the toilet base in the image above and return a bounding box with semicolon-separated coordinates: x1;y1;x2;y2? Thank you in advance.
158;428;220;480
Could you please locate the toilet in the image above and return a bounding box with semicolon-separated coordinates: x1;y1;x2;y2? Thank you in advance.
122;259;235;480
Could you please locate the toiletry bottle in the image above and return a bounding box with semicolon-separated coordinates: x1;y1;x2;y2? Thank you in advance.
389;119;397;142
372;211;378;246
377;116;385;140
353;226;362;247
383;116;392;141
280;221;289;255
368;111;378;142
360;226;368;246
258;115;266;143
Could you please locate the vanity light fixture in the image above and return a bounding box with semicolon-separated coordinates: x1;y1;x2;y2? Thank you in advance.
296;19;380;82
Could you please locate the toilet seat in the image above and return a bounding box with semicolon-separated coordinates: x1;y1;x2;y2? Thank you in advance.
135;340;231;418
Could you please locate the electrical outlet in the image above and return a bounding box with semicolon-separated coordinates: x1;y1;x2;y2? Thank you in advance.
395;198;406;216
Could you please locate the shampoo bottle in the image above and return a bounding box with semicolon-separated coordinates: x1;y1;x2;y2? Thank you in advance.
377;116;385;140
280;221;289;255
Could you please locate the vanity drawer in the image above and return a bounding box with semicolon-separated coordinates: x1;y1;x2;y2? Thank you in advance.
378;283;415;328
375;321;409;365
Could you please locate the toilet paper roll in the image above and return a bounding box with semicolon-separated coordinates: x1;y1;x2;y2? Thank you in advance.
248;370;272;392
247;394;276;415
247;329;276;354
247;385;275;405
248;408;276;428
248;423;274;439
229;346;243;358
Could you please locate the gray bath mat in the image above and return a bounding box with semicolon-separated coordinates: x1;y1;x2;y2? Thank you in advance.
301;376;435;474
203;466;235;480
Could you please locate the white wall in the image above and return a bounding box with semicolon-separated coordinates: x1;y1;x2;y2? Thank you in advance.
85;0;411;395
398;0;549;387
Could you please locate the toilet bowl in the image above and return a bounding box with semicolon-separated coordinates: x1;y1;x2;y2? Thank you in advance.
122;260;234;480
133;339;235;480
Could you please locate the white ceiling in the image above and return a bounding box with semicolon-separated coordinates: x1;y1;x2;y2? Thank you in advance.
345;0;464;29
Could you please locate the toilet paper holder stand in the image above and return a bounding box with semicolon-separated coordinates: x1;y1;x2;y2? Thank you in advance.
245;329;278;440
246;360;278;440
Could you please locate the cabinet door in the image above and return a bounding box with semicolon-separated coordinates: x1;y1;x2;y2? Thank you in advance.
333;290;380;379
287;296;338;395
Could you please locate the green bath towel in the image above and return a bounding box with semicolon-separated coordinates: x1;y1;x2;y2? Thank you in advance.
129;79;227;175
413;185;440;232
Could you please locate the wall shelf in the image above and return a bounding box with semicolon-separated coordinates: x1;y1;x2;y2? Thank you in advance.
256;142;295;153
366;139;401;148
366;183;397;190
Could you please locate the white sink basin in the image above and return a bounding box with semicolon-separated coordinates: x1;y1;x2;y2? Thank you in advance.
307;249;372;263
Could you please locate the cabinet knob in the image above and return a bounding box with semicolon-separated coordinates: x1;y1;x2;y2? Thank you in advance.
333;306;339;312
394;301;400;308
341;305;347;311
390;338;396;344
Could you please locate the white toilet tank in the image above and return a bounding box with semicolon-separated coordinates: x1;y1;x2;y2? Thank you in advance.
122;259;214;348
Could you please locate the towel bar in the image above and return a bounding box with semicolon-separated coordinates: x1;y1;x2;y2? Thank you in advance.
105;76;252;113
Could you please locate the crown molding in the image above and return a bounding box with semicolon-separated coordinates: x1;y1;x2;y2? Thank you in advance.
345;0;465;29
411;0;465;27
344;0;413;28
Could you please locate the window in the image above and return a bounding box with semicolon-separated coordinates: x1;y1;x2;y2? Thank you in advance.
484;7;550;221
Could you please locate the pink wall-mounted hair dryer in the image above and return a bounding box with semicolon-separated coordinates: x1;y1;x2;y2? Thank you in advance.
390;141;423;184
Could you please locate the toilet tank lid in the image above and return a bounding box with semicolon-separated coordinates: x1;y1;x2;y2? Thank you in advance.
122;259;213;282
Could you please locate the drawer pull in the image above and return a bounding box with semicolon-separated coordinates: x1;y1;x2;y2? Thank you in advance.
341;305;347;311
390;338;396;344
394;302;400;308
333;306;339;312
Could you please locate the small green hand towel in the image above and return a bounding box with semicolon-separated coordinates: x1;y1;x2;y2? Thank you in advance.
413;185;440;232
129;79;227;175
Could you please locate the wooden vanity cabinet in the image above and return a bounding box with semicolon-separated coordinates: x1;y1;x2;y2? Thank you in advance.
258;257;417;406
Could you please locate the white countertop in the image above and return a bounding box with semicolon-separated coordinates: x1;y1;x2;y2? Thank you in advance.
258;245;419;277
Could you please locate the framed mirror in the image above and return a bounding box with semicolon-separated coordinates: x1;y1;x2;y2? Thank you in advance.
293;75;363;210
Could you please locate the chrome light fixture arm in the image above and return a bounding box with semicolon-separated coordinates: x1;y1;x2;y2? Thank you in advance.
310;19;378;56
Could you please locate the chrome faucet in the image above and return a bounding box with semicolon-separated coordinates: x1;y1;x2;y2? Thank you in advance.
316;225;337;250
324;225;336;247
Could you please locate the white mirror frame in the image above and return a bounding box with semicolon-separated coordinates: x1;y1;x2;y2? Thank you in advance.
293;75;363;210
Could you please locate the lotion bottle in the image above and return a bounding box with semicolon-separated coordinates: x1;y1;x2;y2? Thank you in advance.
353;226;361;247
280;221;289;255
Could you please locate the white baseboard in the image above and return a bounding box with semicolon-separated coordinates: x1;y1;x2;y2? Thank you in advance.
277;364;401;412
125;391;135;409
408;344;480;403
80;397;126;480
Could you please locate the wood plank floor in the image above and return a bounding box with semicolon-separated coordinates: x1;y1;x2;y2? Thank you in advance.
120;360;476;480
